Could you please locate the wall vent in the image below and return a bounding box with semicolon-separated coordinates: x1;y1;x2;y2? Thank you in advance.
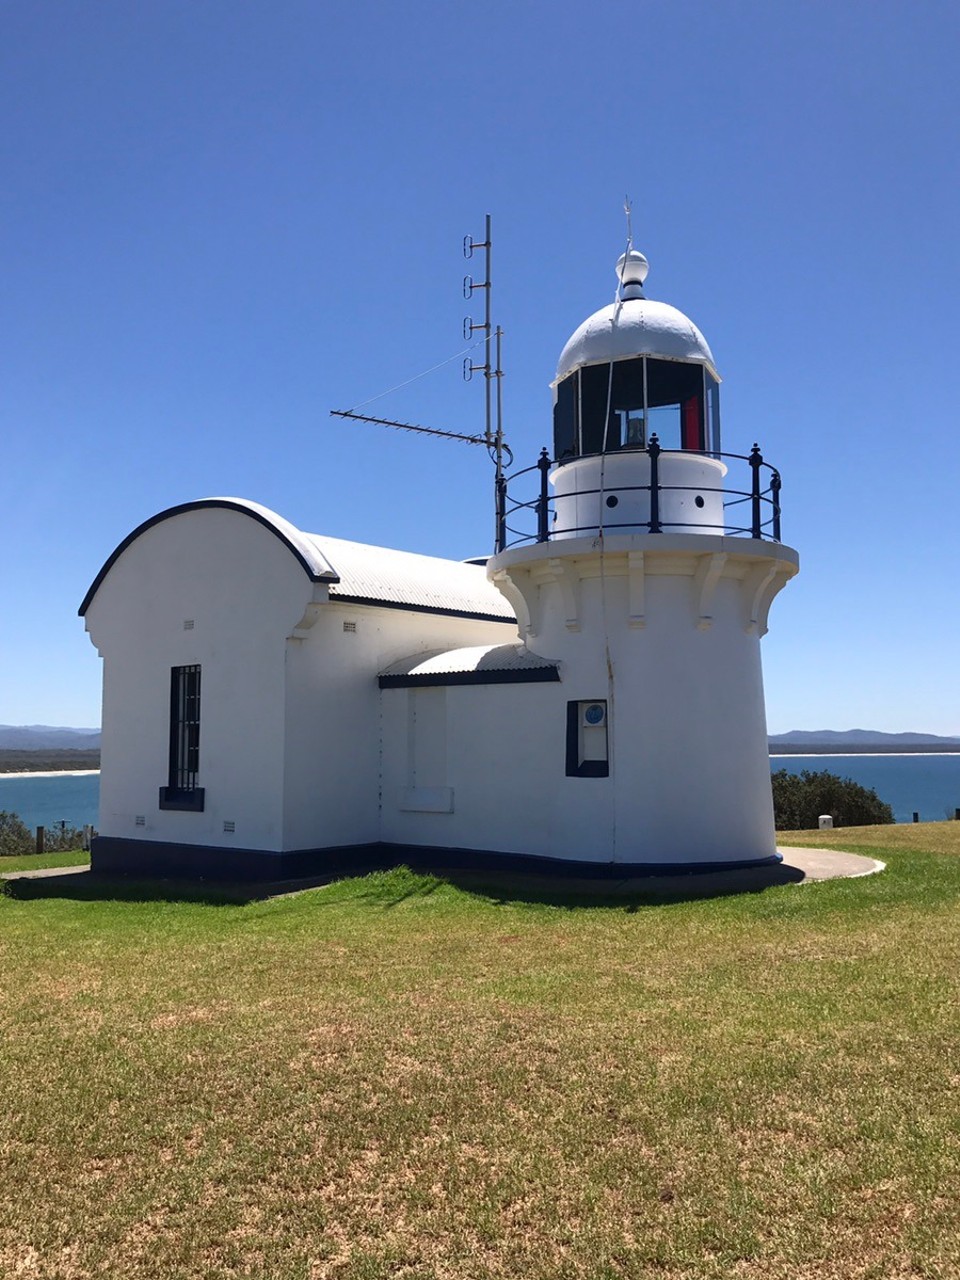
343;621;357;633
183;620;195;630
223;820;236;834
135;815;146;827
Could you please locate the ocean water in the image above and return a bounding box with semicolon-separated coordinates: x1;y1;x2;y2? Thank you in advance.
0;773;101;832
2;756;959;832
770;754;960;824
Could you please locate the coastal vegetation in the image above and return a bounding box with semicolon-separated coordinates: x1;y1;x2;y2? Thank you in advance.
0;811;86;858
2;823;960;1278
771;768;895;829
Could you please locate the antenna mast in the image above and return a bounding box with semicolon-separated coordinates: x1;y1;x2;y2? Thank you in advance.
463;214;508;543
462;213;493;445
330;213;510;550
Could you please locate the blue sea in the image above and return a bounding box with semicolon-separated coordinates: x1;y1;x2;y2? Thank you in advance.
0;772;101;832
770;755;960;824
2;756;960;831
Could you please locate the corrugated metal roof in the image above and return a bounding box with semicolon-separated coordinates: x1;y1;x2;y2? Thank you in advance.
381;643;557;678
306;534;515;621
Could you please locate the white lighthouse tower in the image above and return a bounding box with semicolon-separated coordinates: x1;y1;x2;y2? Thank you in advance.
80;234;802;884
486;248;799;869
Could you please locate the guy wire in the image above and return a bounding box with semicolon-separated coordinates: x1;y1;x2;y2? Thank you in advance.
345;334;488;414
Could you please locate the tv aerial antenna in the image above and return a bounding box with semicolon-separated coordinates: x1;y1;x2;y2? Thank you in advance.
330;214;511;544
462;213;510;476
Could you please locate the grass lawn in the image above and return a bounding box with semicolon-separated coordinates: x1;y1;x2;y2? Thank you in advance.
2;826;960;1279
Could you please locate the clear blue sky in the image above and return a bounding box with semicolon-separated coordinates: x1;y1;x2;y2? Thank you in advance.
2;0;958;733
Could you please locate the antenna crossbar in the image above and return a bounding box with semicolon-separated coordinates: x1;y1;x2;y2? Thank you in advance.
330;409;486;446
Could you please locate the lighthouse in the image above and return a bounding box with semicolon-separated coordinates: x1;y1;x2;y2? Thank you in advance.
82;237;800;883
485;247;799;870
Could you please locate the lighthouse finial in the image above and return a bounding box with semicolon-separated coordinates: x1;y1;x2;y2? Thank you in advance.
616;247;649;300
616;198;648;299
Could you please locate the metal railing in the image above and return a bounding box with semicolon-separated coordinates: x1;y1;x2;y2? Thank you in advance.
494;437;782;553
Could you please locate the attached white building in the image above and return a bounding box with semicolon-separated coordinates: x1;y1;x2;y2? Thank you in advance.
82;247;798;881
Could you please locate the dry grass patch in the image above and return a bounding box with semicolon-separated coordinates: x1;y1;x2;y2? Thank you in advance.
781;818;960;856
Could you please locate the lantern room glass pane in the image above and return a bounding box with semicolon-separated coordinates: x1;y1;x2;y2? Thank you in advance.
553;376;577;461
553;357;709;460
646;359;705;451
578;364;612;453
706;373;721;454
577;360;648;453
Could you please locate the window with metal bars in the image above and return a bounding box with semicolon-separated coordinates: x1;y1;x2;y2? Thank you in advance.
158;664;205;811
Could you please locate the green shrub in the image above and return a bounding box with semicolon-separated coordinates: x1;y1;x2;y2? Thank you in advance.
41;821;86;853
0;810;34;857
0;811;86;857
772;769;895;830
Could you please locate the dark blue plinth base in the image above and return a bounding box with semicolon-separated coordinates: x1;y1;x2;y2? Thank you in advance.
91;836;782;885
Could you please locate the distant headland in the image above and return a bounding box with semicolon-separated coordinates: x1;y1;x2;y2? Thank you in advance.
769;730;960;755
0;726;102;774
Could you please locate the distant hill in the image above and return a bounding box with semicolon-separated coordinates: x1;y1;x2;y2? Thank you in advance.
770;730;960;745
769;729;960;754
0;748;100;774
0;725;101;750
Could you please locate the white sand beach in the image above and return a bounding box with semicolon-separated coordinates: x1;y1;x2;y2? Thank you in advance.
0;769;101;779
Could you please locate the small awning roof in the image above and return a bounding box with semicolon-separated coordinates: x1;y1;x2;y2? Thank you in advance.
379;643;560;688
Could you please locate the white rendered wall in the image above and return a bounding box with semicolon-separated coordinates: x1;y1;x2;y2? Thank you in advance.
85;504;794;869
86;506;516;856
480;533;798;866
85;508;313;853
380;681;619;861
281;606;514;852
551;454;727;538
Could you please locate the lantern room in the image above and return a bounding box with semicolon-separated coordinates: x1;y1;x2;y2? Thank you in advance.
552;250;721;462
543;249;732;541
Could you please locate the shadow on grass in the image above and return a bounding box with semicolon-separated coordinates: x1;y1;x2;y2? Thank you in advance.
2;858;806;911
318;859;807;911
427;862;806;910
1;870;291;906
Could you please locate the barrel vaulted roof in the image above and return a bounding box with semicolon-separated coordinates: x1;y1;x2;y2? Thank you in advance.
79;497;514;623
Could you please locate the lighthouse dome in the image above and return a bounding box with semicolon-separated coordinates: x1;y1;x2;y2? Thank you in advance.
555;250;717;382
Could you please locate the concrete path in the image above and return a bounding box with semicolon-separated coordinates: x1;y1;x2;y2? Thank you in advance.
435;847;884;900
1;863;90;881
777;846;884;882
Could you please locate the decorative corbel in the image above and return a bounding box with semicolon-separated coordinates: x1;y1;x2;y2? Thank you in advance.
490;569;534;639
693;552;727;631
753;569;790;638
742;562;778;635
546;558;581;632
290;584;331;640
627;550;646;628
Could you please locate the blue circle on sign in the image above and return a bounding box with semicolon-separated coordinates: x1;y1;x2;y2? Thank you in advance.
584;703;605;725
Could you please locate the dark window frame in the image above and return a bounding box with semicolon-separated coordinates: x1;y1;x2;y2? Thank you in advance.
566;700;610;778
159;664;205;811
